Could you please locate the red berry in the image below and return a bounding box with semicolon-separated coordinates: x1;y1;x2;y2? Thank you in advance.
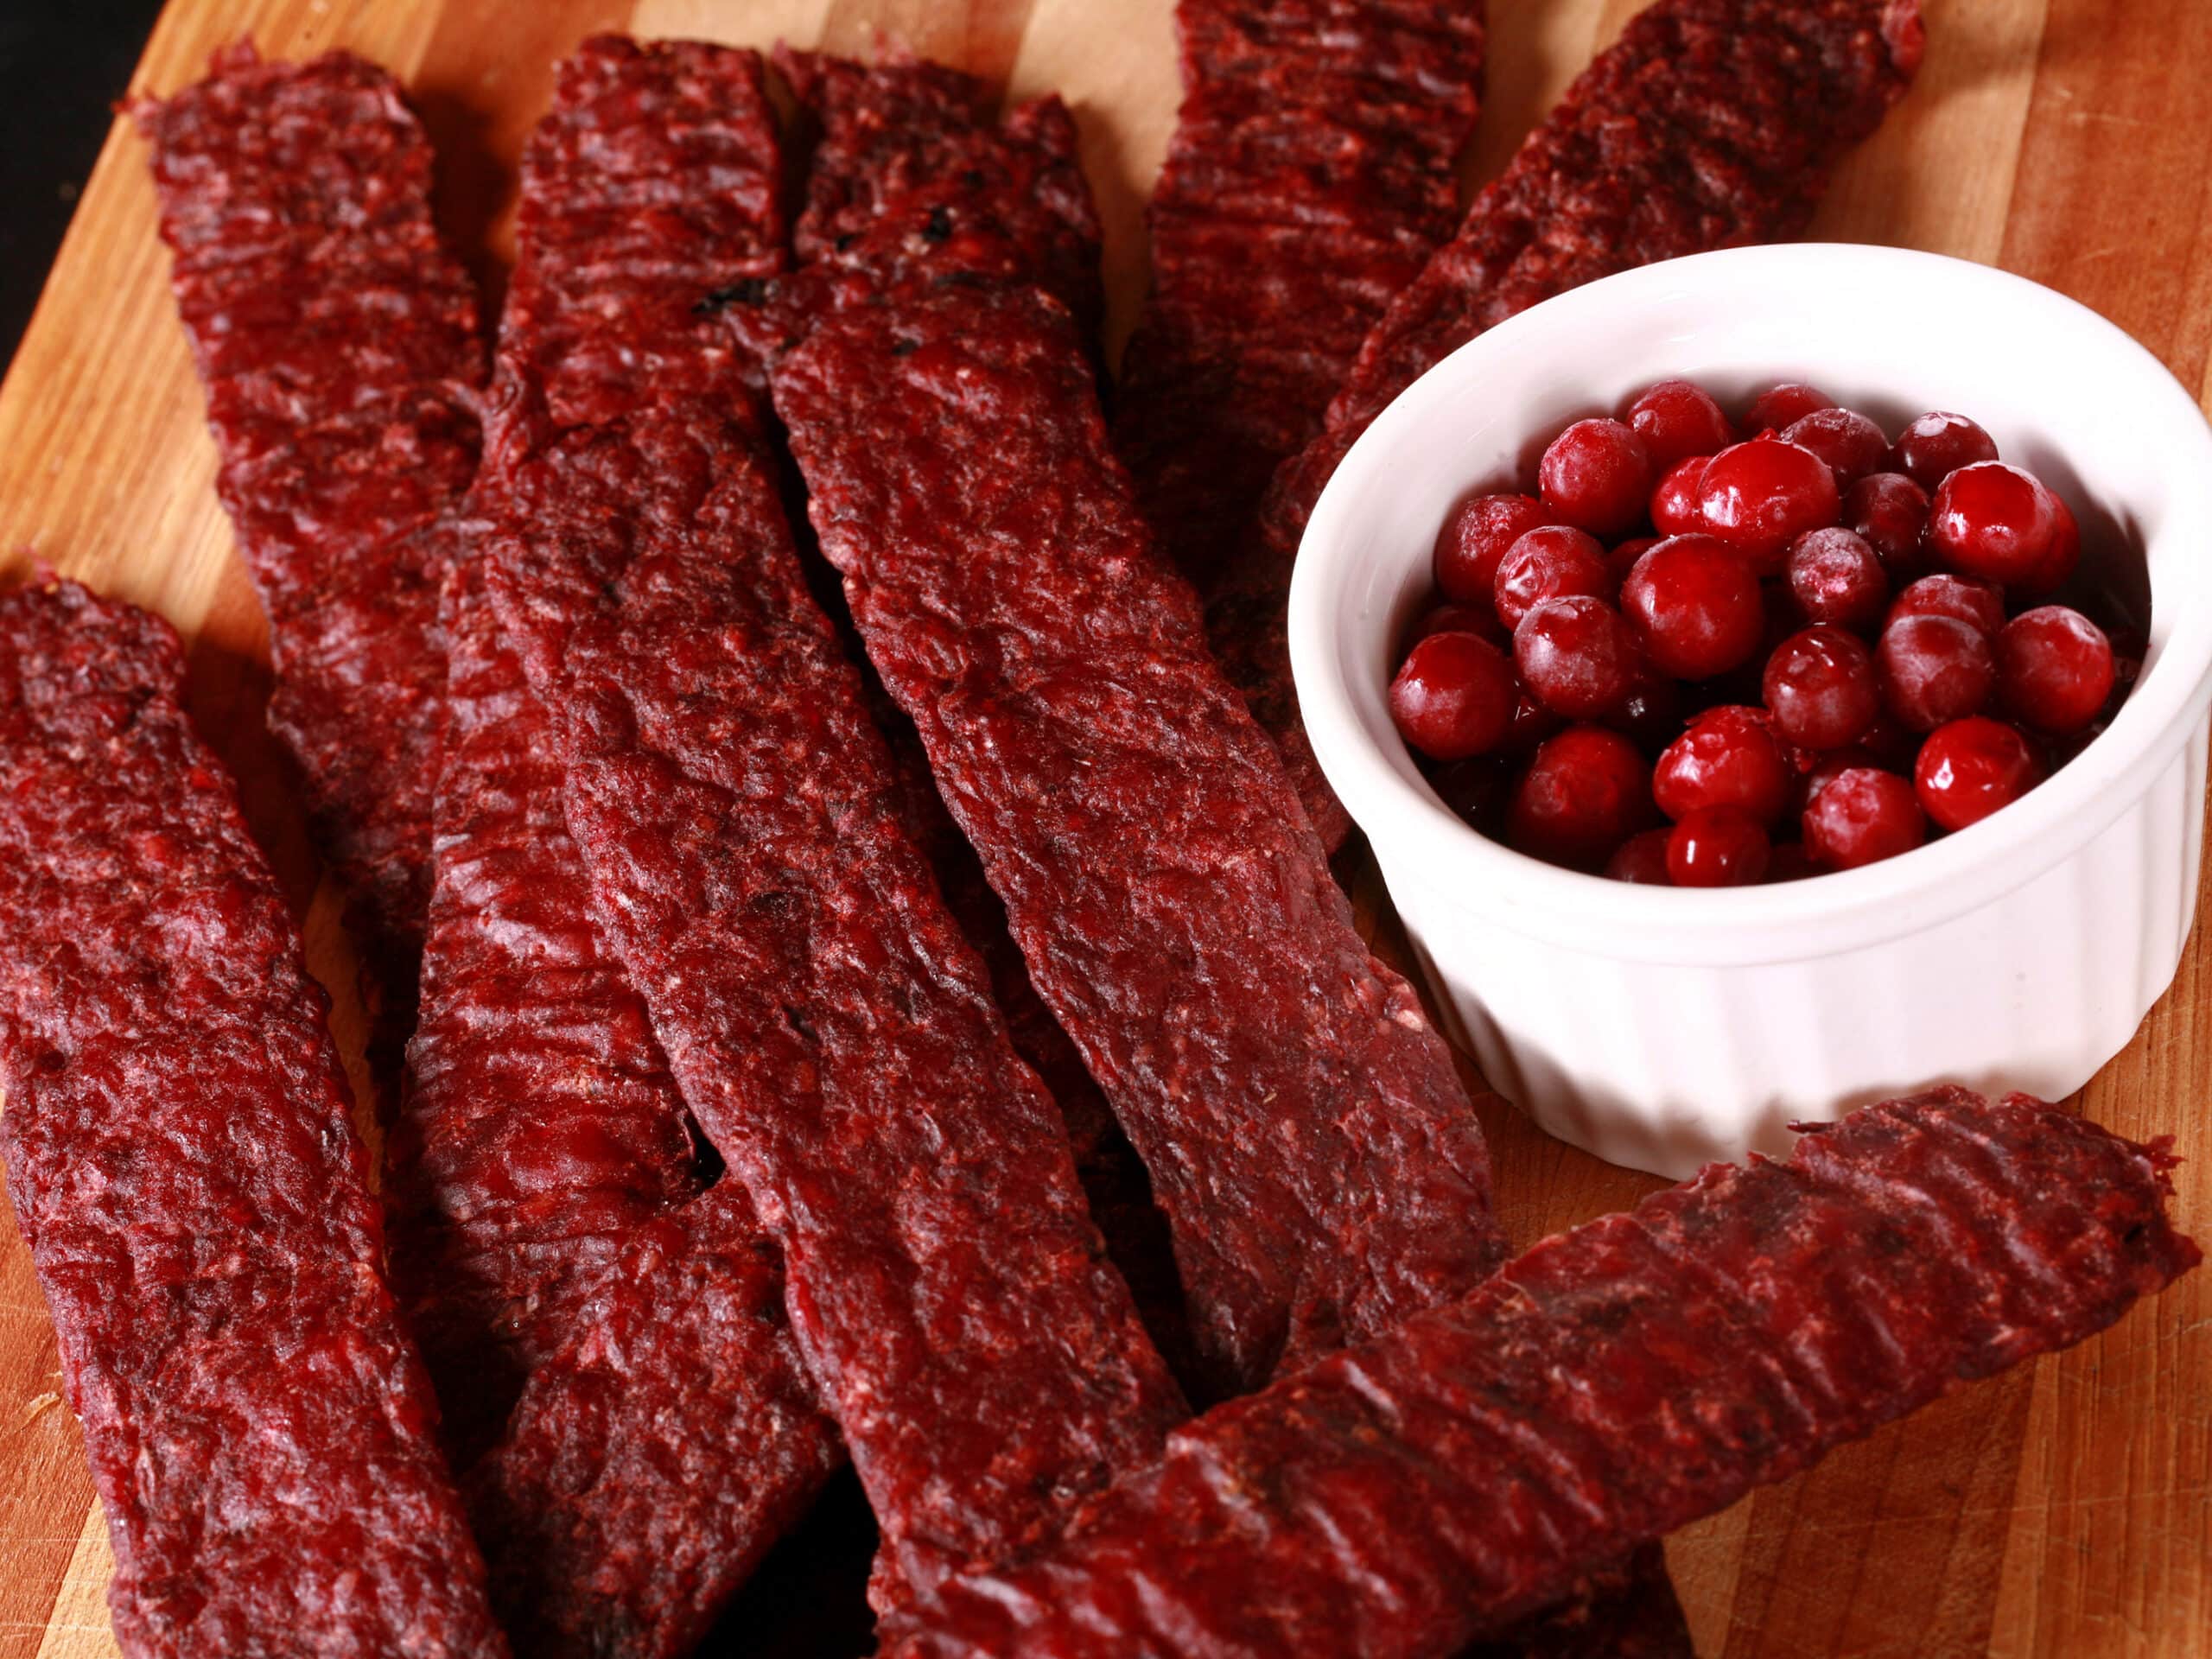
1606;535;1658;589
1696;437;1842;575
2017;488;2082;594
1997;606;2115;734
1654;705;1792;826
1605;827;1675;885
1493;525;1609;629
1667;807;1772;887
1514;596;1642;719
1389;631;1518;760
1434;492;1550;604
1764;626;1880;751
1781;406;1888;486
1408;599;1510;650
1508;725;1657;870
1803;767;1926;869
1886;410;1999;490
1928;461;2062;586
1619;533;1764;679
1649;455;1710;536
1796;744;1878;816
1624;379;1736;466
1538;417;1656;538
1887;573;2005;639
1875;613;1996;733
1841;470;1932;581
1745;382;1835;432
1785;527;1889;631
1914;716;2044;832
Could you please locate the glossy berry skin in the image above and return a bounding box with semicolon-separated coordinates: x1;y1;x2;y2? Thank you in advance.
1796;744;1878;817
1914;716;2044;832
1744;382;1834;432
1494;525;1611;629
1435;492;1550;603
1624;379;1736;465
1604;827;1675;884
1508;725;1657;870
1841;471;1932;580
1997;606;2115;734
1696;438;1841;574
1781;407;1888;486
1785;527;1889;631
1928;461;2062;586
1803;767;1927;870
1764;626;1881;751
1876;613;1996;733
1408;600;1510;649
1654;705;1793;826
1667;807;1772;887
1515;596;1642;719
1619;533;1764;679
2017;487;2082;594
1886;410;1999;489
1538;417;1655;538
1887;573;2005;639
1389;631;1518;760
1649;455;1710;537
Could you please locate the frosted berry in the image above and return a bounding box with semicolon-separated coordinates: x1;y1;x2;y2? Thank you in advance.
1876;613;1995;733
1764;626;1880;751
1841;471;1932;581
1803;767;1926;870
1786;527;1889;631
1745;382;1834;432
1781;407;1888;487
1539;417;1655;538
1887;574;2005;639
1494;525;1610;629
1997;606;2115;735
1389;631;1517;760
1514;596;1642;719
1435;492;1550;604
1624;379;1736;465
1886;410;1999;490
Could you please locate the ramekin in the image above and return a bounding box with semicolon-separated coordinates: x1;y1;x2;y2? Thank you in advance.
1290;244;2212;1179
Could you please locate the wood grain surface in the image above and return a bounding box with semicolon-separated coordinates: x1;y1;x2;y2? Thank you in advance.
0;1;2206;1655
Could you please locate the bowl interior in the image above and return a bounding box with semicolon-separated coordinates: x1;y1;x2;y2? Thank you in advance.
1293;244;2212;962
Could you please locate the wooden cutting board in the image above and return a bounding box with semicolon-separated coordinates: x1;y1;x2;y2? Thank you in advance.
0;0;2206;1654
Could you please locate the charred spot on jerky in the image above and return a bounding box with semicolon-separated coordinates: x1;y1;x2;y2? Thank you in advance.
889;339;918;358
696;275;772;315
923;205;954;242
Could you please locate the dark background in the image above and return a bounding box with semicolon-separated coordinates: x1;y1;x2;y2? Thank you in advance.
0;0;165;365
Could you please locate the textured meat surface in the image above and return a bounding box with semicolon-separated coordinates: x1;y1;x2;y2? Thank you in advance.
1115;0;1485;594
467;1184;841;1659
137;44;482;1002
480;36;1184;1605
0;580;505;1659
1213;0;1926;844
771;272;1502;1399
887;1090;2198;1658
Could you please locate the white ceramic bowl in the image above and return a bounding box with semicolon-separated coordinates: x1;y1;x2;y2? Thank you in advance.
1291;244;2212;1179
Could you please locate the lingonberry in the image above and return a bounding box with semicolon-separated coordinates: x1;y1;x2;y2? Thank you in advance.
1494;524;1610;629
1624;379;1736;465
1515;596;1642;719
1875;613;1995;732
1654;705;1793;826
1667;807;1772;887
1996;606;2115;734
1781;406;1888;487
1886;573;2005;639
1914;716;2044;832
1696;437;1840;574
1389;631;1517;760
1618;533;1764;679
1744;382;1835;432
1785;527;1889;631
1885;410;1999;490
1508;725;1657;870
1764;626;1881;750
1802;766;1927;870
1539;417;1655;538
1840;470;1932;582
1434;492;1550;604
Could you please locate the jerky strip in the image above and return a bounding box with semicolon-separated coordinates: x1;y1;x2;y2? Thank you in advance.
139;45;482;1007
0;579;505;1659
1115;0;1486;593
1215;0;1926;846
770;272;1501;1398
887;1089;2199;1658
480;36;1185;1603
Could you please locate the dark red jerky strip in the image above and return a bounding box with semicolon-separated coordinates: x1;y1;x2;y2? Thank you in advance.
0;580;505;1659
887;1089;2199;1659
467;1183;842;1659
774;48;1104;334
138;45;483;1002
382;561;709;1467
769;277;1503;1400
480;36;1184;1604
1214;0;1927;847
1115;0;1485;594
